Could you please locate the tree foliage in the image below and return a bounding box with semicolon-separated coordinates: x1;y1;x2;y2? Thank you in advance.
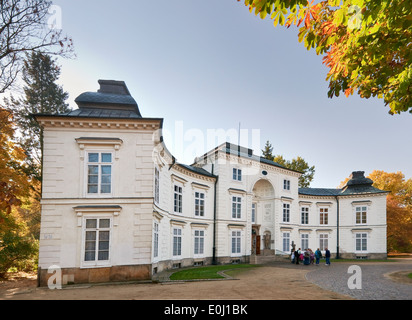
0;108;38;278
262;140;315;187
0;210;38;279
4;52;70;182
241;0;412;114
368;170;412;252
0;0;74;93
0;108;30;215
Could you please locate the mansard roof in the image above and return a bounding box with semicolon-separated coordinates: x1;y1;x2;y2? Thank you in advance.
71;79;142;118
299;171;388;197
34;80;143;120
175;163;217;179
298;188;341;196
62;106;142;119
194;142;302;175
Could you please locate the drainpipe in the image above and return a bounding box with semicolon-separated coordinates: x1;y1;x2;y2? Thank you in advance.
335;195;340;259
212;163;218;265
168;156;176;170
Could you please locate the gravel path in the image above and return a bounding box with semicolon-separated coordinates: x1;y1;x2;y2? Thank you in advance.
305;259;412;300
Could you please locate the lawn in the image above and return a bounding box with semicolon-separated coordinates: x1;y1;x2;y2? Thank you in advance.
169;264;259;281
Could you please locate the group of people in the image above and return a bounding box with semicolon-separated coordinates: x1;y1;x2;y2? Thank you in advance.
291;247;331;266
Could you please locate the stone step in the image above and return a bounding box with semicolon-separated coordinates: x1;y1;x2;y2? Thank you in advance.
250;254;290;265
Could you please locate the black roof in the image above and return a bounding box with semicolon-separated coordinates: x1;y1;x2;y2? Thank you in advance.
220;143;302;174
35;80;143;119
299;171;388;196
62;107;142;119
72;80;142;118
298;188;341;196
75;91;138;107
176;163;217;178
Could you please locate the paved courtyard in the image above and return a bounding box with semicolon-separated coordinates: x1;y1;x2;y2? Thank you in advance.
0;259;411;301
305;259;412;300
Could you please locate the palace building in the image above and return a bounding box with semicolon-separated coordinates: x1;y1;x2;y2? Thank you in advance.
35;80;388;286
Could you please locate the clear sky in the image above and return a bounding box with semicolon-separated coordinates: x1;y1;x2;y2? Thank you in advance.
51;0;411;188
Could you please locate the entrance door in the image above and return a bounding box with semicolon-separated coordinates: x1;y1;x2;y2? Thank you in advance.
252;226;261;255
256;235;261;255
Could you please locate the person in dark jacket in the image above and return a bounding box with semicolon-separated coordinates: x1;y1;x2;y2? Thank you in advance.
294;248;301;264
315;248;322;265
325;248;331;266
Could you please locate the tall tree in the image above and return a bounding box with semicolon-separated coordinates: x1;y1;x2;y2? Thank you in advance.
261;140;315;187
4;52;70;182
262;140;274;161
368;170;412;208
241;0;412;115
367;170;412;252
0;0;74;93
0;107;30;216
0;108;40;278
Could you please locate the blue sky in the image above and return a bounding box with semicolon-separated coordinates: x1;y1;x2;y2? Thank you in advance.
52;0;411;188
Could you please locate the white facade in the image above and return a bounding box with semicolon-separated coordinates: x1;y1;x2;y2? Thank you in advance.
35;80;388;286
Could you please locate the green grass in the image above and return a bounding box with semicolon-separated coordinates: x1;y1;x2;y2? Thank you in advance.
408;273;412;280
169;264;259;281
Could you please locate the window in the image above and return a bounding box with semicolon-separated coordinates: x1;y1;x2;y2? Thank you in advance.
319;233;328;251
154;167;160;204
356;206;367;224
301;234;309;250
195;192;205;217
173;228;182;256
319;208;329;225
194;230;204;256
355;233;368;252
232;197;242;219
174;185;182;213
153;222;159;258
231;230;241;255
251;203;256;224
233;168;242;181
301;207;309;224
282;232;290;252
283;179;290;190
83;218;111;263
87;152;112;195
283;203;290;222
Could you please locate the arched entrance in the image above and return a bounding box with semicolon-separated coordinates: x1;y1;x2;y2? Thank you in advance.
251;179;275;256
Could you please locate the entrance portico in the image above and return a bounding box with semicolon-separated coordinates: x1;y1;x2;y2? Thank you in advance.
251;179;276;257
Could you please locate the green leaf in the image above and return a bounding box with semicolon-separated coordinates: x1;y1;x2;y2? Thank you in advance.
367;23;380;35
298;28;307;43
351;68;359;80
260;10;267;19
279;12;285;25
273;13;280;26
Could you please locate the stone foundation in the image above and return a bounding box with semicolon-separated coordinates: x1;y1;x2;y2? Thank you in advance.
152;257;214;275
38;264;151;287
338;252;387;260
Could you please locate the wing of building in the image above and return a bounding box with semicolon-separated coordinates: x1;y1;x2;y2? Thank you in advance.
34;80;388;286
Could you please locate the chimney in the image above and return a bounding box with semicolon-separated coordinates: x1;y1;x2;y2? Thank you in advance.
98;80;130;95
349;171;365;179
